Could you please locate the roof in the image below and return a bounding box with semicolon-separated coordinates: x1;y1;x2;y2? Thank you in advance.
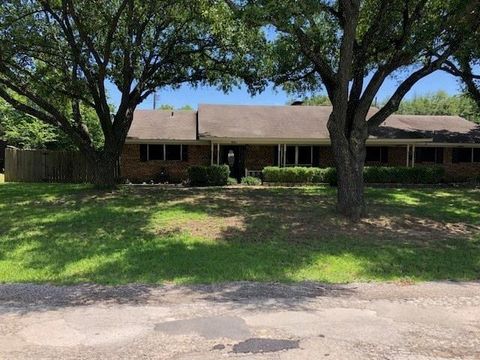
373;114;480;143
198;104;333;139
127;110;197;141
126;105;480;144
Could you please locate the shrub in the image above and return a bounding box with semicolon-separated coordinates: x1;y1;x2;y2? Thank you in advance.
188;165;230;186
241;176;262;186
363;166;445;184
263;166;444;185
227;177;238;185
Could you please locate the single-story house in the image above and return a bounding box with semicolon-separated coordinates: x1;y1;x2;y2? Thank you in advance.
121;104;480;183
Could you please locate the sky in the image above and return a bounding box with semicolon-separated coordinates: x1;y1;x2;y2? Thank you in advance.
106;70;463;111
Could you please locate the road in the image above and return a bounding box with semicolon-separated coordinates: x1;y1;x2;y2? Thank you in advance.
0;281;479;359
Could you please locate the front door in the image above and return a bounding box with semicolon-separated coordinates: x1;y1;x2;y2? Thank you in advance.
220;145;245;182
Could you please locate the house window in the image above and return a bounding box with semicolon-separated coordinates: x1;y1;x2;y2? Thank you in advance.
165;145;181;160
140;144;187;161
285;145;313;166
285;146;296;165
474;148;480;163
149;145;164;160
298;146;313;165
415;147;444;164
366;147;388;163
452;148;473;163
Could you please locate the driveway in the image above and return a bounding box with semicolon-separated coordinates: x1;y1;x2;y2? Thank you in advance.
0;281;479;359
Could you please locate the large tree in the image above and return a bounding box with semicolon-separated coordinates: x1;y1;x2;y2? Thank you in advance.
0;0;263;186
228;0;480;220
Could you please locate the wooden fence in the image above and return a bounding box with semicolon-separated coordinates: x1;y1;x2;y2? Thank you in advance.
4;147;119;183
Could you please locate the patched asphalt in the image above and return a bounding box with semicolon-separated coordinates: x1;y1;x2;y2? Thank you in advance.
0;281;479;359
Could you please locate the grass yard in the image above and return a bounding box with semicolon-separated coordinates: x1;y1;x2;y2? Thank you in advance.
0;183;479;285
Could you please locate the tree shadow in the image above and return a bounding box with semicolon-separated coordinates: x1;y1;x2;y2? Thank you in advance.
0;184;478;304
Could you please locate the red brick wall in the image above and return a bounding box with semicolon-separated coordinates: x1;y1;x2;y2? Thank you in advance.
441;148;480;181
245;145;275;170
120;144;210;183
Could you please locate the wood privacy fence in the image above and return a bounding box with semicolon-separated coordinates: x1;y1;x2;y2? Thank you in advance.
4;147;119;183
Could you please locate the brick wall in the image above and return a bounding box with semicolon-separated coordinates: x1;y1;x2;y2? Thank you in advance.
441;148;480;181
245;145;275;170
120;144;210;183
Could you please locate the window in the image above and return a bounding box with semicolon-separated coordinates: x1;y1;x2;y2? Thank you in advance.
285;146;313;166
139;144;187;161
415;147;443;164
474;148;480;163
366;147;388;163
149;145;164;160
452;148;472;163
298;146;312;165
165;145;181;160
285;146;296;165
366;147;381;162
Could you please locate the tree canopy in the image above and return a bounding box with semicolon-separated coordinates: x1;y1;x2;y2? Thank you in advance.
395;91;480;123
228;0;480;219
0;0;264;185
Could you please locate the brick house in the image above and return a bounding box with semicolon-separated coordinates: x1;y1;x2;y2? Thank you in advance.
121;104;480;183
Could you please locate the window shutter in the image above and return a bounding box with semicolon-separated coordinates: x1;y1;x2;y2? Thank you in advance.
312;146;320;167
381;147;389;164
140;144;148;162
182;145;189;162
273;146;279;166
435;148;444;164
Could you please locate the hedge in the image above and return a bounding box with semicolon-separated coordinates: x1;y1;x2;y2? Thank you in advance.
263;166;445;185
188;165;230;186
241;176;262;186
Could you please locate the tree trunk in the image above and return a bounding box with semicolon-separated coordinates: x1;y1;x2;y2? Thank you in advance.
90;153;118;189
328;115;368;221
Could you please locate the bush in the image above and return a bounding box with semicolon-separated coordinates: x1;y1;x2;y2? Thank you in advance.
263;166;444;185
363;166;445;184
263;166;336;185
188;165;230;186
241;176;262;186
227;177;238;185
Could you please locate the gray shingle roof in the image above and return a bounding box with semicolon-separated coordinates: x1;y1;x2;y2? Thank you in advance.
127;105;480;143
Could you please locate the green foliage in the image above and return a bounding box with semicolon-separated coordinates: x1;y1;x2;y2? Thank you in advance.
264;166;445;185
0;184;479;284
187;165;230;186
0;99;104;150
263;167;335;184
301;95;332;106
395;91;480;123
241;176;262;185
227;177;238;185
363;167;445;184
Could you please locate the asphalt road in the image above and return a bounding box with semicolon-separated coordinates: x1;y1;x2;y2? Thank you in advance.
0;281;479;359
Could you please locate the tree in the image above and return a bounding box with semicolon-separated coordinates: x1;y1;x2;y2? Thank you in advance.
395;91;480;123
228;0;480;220
0;0;263;186
441;35;480;111
0;99;104;149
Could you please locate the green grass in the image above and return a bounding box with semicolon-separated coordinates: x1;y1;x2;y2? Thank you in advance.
0;183;479;285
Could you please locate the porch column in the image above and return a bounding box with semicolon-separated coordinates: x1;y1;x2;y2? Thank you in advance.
412;145;416;167
406;144;410;167
217;143;220;165
283;144;287;167
277;144;281;168
210;142;214;166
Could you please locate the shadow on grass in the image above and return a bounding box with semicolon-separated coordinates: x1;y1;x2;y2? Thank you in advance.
0;184;479;287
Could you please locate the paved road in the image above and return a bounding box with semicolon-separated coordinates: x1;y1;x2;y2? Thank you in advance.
0;281;479;359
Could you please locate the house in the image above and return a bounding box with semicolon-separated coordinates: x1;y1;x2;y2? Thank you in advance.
121;104;480;183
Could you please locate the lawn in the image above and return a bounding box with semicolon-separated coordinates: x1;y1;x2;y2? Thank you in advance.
0;183;479;285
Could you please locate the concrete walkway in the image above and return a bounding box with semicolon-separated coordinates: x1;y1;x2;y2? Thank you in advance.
0;281;479;359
